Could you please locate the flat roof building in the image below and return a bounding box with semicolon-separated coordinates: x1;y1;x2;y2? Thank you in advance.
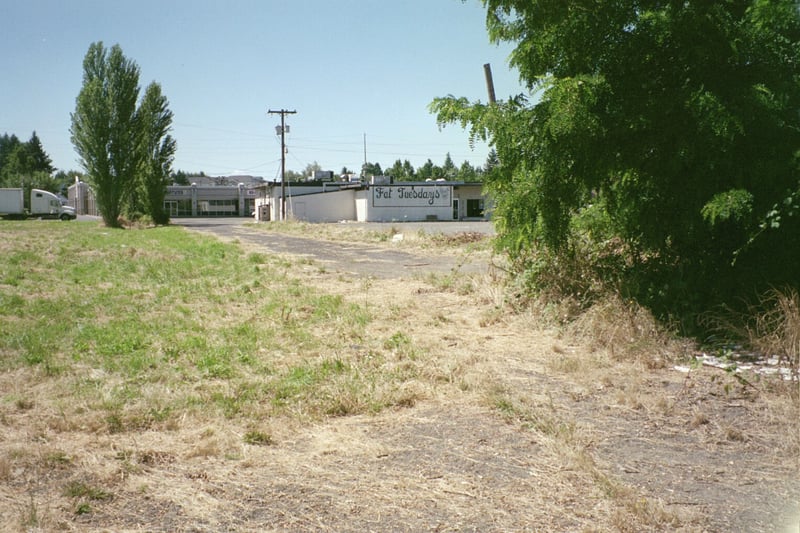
256;179;491;223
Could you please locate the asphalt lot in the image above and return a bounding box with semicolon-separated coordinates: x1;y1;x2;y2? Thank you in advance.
172;217;495;279
174;217;495;235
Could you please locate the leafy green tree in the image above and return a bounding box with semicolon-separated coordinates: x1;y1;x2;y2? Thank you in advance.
457;160;481;182
0;134;22;173
303;161;322;179
70;43;176;226
417;159;440;180
386;159;405;181
171;170;207;185
53;170;83;195
0;143;30;186
362;161;383;177
136;82;177;225
284;169;304;181
432;1;800;321
171;170;190;185
386;159;416;181
0;132;56;188
0;139;61;201
0;131;55;187
71;42;141;227
402;160;416;181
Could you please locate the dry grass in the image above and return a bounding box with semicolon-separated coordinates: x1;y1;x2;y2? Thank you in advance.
1;221;797;531
747;288;800;393
566;294;692;368
246;220;495;256
702;287;800;401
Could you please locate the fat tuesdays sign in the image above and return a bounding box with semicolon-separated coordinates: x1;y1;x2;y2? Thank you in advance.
372;185;452;207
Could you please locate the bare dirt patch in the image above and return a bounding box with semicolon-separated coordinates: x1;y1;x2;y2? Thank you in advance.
1;220;798;532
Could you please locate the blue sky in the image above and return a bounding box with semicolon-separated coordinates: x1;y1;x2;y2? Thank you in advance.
0;0;525;178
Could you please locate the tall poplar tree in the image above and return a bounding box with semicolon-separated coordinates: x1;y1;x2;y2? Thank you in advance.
70;42;176;227
71;42;140;227
136;82;176;225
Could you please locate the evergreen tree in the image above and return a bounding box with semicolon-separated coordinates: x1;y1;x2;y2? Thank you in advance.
442;153;457;180
484;148;499;173
25;132;54;174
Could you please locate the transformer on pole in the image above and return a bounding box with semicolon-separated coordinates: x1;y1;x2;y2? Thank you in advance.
268;108;297;220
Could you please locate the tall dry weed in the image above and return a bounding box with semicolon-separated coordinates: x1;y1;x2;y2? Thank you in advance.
703;287;800;400
746;288;800;397
566;295;689;368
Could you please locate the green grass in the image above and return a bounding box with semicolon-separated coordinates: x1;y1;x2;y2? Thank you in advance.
0;221;424;431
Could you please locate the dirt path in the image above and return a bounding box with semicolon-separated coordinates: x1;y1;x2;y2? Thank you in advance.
172;219;800;532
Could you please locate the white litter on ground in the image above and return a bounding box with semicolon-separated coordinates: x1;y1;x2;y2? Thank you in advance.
674;351;795;381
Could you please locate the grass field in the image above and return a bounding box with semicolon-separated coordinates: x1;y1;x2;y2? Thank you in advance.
1;220;797;531
0;221;439;431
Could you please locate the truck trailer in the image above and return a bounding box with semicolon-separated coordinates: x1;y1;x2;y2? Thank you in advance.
0;188;76;220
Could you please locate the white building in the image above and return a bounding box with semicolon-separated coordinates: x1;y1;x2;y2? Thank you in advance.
68;175;491;222
256;179;490;223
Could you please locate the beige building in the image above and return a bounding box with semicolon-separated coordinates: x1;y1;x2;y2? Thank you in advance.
165;183;258;217
67;180;260;218
67;180;98;216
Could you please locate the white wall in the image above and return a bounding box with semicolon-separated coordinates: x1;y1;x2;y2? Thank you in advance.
262;183;491;223
280;190;356;222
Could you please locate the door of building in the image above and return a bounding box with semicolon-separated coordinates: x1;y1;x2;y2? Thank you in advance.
466;198;484;218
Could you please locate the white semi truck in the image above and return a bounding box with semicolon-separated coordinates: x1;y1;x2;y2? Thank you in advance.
0;188;77;220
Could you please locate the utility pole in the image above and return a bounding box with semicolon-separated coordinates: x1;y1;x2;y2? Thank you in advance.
268;108;296;220
363;133;367;179
483;63;497;104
